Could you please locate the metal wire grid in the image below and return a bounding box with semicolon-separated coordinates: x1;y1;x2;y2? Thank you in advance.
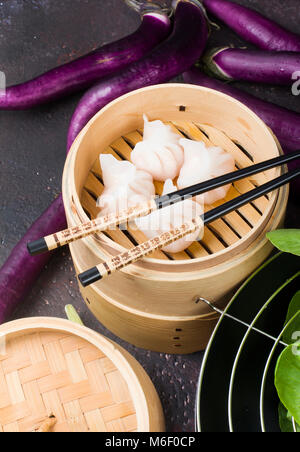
259;319;293;432
196;274;300;433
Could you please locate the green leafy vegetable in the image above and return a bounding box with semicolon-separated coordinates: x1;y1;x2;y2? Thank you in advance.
275;343;300;426
282;291;300;345
64;304;84;326
285;291;300;323
266;229;300;256
267;229;300;431
278;403;300;432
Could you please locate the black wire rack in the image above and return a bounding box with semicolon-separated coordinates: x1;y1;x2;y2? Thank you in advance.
196;252;300;433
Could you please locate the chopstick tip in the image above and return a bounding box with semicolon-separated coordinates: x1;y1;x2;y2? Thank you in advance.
78;267;102;287
27;238;49;256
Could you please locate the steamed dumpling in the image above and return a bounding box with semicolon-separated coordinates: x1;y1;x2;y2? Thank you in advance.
177;138;235;205
130;115;184;181
97;154;155;216
135;179;204;254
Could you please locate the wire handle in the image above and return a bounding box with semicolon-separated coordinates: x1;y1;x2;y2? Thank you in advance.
197;297;288;346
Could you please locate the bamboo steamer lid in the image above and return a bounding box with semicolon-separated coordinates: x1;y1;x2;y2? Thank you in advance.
0;317;164;432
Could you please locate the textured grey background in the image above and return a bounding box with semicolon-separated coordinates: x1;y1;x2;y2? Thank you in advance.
0;0;299;432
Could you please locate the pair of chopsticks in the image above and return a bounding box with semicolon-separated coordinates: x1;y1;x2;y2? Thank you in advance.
27;150;300;287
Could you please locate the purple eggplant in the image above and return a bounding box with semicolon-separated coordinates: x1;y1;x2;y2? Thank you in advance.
202;47;300;86
67;0;208;150
0;0;207;323
183;67;300;196
0;12;171;110
0;195;66;323
202;0;300;52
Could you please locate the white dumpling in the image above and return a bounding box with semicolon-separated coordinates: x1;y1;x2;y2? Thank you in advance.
130;115;184;181
135;179;204;254
97;154;155;217
177;138;235;205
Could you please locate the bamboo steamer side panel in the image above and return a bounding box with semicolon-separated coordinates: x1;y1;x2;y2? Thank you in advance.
71;266;219;354
69;237;263;317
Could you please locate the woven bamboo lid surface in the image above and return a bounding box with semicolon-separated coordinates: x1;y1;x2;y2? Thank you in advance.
0;318;164;432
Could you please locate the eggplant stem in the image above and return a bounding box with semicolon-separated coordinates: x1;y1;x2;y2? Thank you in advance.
201;46;233;81
189;0;220;29
124;0;173;16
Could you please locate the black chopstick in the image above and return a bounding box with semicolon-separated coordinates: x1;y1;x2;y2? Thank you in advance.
155;149;300;209
27;150;300;256
78;166;300;287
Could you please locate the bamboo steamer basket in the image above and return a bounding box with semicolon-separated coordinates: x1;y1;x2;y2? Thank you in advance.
62;84;289;355
0;317;164;432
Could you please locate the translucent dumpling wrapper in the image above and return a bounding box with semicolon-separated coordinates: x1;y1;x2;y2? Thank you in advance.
97;154;155;217
177;138;236;205
135;179;204;254
130;115;184;181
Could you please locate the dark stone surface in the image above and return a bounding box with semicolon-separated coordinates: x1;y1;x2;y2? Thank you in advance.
0;0;299;433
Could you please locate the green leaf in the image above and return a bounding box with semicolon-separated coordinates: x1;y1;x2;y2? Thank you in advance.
285;291;300;323
266;229;300;256
275;344;300;425
282;291;300;345
283;312;300;346
65;305;84;326
278;402;300;432
283;311;300;347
